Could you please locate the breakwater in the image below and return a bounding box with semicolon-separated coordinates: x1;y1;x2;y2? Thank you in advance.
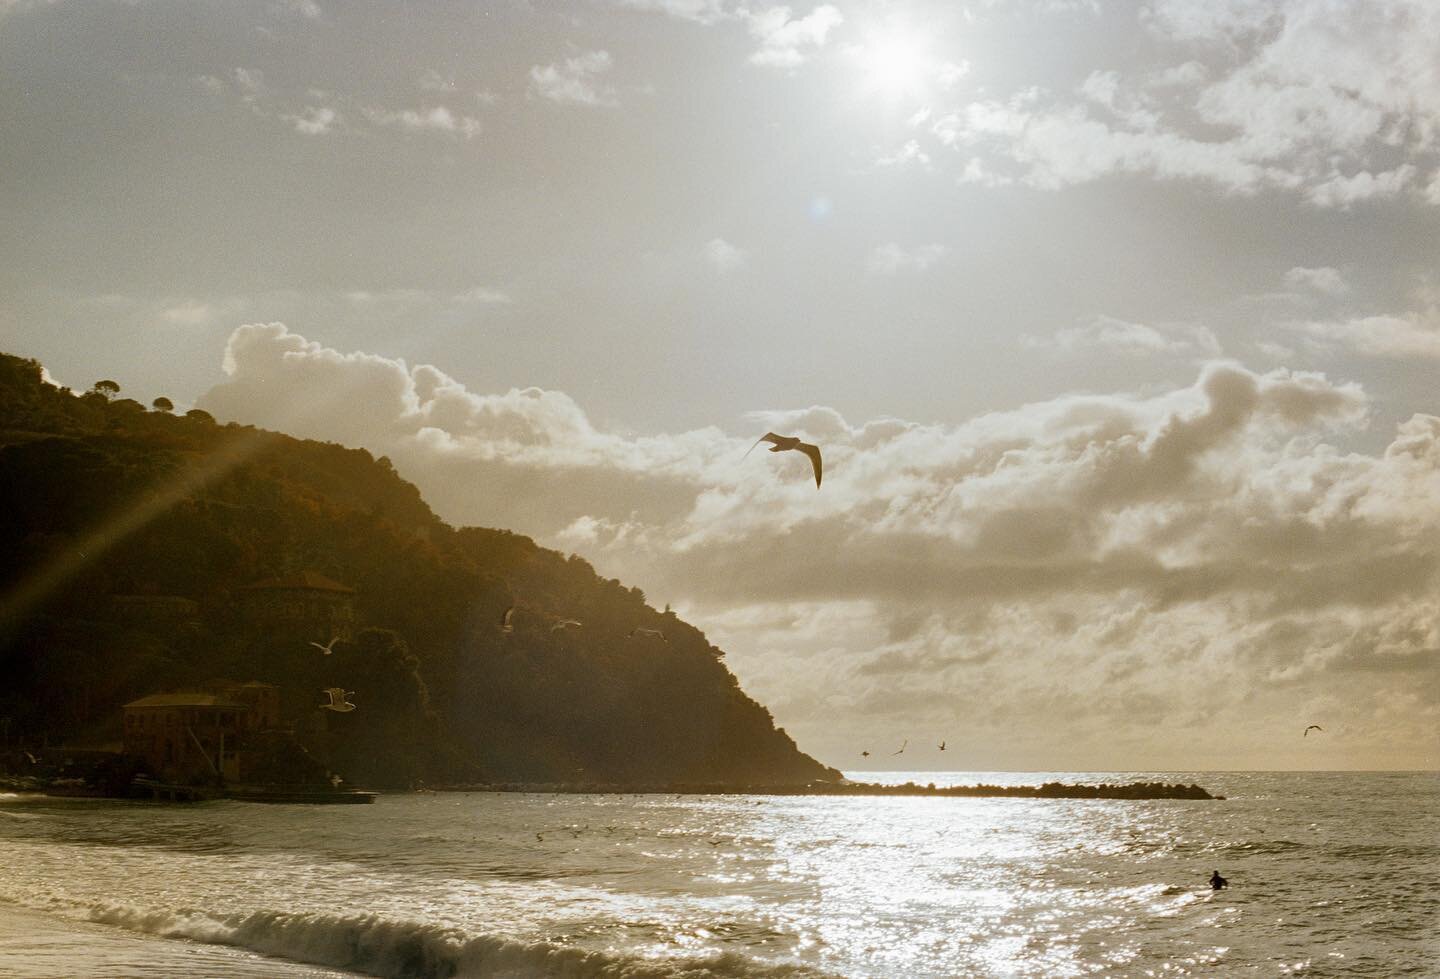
440;780;1220;800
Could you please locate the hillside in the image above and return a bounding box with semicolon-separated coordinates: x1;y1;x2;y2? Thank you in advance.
0;353;836;788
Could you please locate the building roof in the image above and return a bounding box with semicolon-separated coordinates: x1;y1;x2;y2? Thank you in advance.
123;693;247;710
239;570;355;593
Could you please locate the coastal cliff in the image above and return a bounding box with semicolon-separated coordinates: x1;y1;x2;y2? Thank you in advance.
0;353;837;788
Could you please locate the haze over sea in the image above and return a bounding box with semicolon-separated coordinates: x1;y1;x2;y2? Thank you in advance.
0;772;1434;978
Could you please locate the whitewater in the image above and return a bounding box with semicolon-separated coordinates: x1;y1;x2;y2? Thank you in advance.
0;772;1435;977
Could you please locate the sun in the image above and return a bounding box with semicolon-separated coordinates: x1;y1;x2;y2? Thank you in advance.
855;28;932;101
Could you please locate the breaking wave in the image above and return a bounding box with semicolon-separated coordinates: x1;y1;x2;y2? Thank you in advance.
86;903;832;979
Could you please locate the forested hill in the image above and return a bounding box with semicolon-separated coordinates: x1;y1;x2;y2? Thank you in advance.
0;353;836;787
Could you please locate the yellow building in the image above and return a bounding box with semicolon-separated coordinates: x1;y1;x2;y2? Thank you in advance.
122;693;246;782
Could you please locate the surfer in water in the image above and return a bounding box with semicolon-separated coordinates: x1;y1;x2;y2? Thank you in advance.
1209;870;1229;890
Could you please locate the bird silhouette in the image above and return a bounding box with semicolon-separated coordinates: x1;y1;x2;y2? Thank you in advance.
629;627;666;641
319;688;356;712
892;739;908;756
745;432;823;488
550;618;583;632
501;606;515;634
309;636;341;656
938;740;946;751
1304;725;1323;737
861;750;870;758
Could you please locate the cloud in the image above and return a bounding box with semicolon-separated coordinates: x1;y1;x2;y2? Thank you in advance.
876;140;931;169
1024;315;1222;358
529;50;619;107
703;238;748;272
864;243;947;275
417;69;454;93
1289;309;1440;360
281;105;338;135
1284;266;1349;297
159;302;218;327
269;0;321;20
197;325;1439;768
743;4;842;69
1306;165;1417;207
923;0;1440;206
616;0;729;25
364;105;481;138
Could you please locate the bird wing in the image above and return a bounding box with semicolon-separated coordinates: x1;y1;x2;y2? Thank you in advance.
502;607;514;627
797;441;822;488
744;432;785;459
892;739;907;755
308;642;326;652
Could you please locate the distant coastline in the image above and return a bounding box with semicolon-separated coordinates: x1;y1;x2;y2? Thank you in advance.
4;773;1218;800
435;779;1221;800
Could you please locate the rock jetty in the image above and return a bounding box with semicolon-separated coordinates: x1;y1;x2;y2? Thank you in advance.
441;780;1220;800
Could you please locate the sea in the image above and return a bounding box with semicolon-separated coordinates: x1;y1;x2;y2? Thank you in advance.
0;772;1435;978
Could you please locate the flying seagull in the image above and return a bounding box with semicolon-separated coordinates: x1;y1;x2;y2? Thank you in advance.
551;618;583;632
938;740;946;751
892;739;908;756
861;750;870;758
629;627;667;641
745;432;823;488
501;606;515;634
319;688;356;712
309;636;341;656
1304;725;1323;737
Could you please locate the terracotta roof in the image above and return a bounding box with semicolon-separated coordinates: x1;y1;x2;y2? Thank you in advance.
123;693;246;710
239;570;355;593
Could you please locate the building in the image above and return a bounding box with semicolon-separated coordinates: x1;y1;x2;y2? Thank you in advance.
201;680;282;732
237;570;357;642
122;693;247;782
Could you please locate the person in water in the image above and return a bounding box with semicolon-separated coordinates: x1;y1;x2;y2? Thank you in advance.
1209;870;1229;890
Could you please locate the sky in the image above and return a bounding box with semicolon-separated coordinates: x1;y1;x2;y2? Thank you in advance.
2;0;1437;771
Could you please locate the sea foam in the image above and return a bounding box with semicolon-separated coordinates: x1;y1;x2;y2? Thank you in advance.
86;903;832;979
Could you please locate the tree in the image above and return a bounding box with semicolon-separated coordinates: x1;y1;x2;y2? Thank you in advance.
185;408;215;423
92;379;120;400
152;396;174;413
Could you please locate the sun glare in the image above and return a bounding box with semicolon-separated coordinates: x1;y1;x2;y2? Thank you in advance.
856;29;931;100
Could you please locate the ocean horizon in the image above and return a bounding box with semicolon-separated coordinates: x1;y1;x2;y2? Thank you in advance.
2;770;1435;977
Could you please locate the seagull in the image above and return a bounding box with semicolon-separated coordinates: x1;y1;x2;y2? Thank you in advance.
551;619;583;633
319;688;356;712
1304;725;1323;737
501;606;515;634
629;627;667;641
861;750;870;758
745;432;823;488
535;832;544;842
309;636;341;656
892;739;908;756
938;740;946;751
